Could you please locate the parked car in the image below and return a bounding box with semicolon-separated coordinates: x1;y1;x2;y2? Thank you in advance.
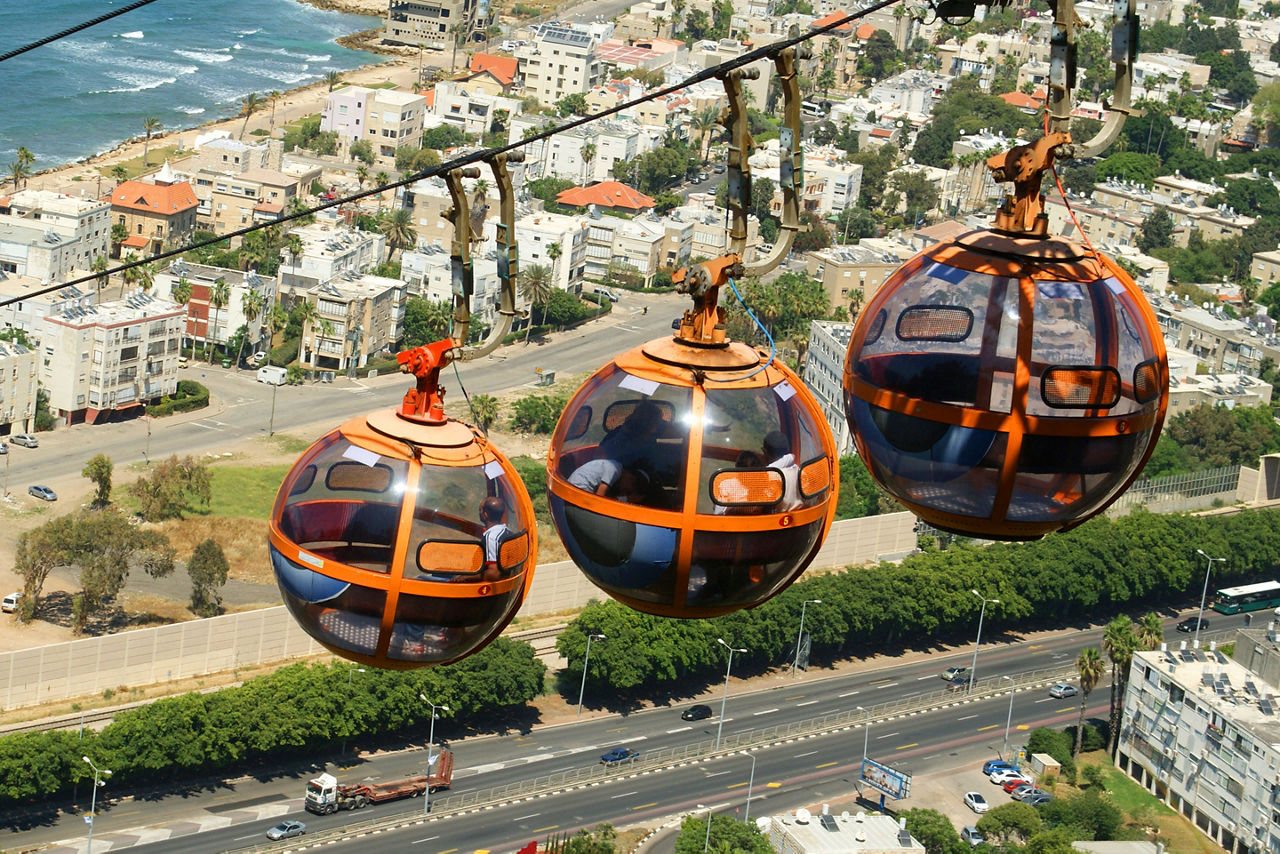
1;592;21;613
671;318;682;330
963;791;989;813
1177;616;1208;633
1013;786;1046;802
946;674;971;692
982;759;1015;775
1002;777;1031;793
713;164;726;173
0;441;7;454
990;768;1025;784
1027;791;1054;806
27;485;56;502
600;747;639;765
1009;783;1036;800
265;820;306;840
10;433;38;448
1049;682;1078;698
682;704;713;721
942;666;971;681
959;826;984;847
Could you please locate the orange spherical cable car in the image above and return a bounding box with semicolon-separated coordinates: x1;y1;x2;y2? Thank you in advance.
269;158;537;668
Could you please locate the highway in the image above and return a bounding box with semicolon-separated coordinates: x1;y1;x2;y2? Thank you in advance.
9;611;1252;853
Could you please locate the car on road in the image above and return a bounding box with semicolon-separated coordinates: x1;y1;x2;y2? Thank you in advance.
1002;777;1031;793
960;826;984;847
600;747;640;765
1049;682;1078;698
1177;616;1208;633
713;164;726;173
942;665;971;681
946;674;971;692
963;791;989;813
10;433;38;448
682;704;713;721
27;485;56;502
266;820;306;840
982;759;1015;775
1027;791;1054;806
1012;786;1046;802
0;441;6;454
2;592;21;613
990;768;1025;784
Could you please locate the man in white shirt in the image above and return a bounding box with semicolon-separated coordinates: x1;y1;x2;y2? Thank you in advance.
763;431;802;511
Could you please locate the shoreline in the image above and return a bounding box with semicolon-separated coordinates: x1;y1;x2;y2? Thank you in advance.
29;0;420;193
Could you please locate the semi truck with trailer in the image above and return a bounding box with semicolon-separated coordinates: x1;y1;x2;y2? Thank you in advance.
305;749;453;814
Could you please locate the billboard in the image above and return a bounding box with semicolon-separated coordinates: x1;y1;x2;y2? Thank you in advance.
860;758;912;800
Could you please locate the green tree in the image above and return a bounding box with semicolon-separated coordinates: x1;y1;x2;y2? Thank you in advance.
90;255;110;302
402;297;453;348
510;389;572;433
1095;151;1161;187
859;30;899;81
187;538;229;617
238;92;261;140
1073;647;1104;760
7;159;30;191
325;70;342;91
1102;615;1136;755
674;811;771;853
110;163;130;187
901;808;967;854
470;394;499;431
890;169;941;223
142;116;162;165
1136;611;1164;651
382;207;418;260
349;139;375;165
1136;209;1174;253
208;278;230;363
127;455;213;522
82;454;113;507
57;509;176;634
556;92;589;117
976;801;1042;847
837;206;878;242
520;263;553;344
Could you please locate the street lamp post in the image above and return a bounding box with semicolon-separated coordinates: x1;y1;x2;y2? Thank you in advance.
268;377;279;437
701;803;714;852
792;598;821;679
857;705;870;765
743;753;758;823
1194;549;1226;645
715;637;747;750
418;695;449;817
969;590;1000;695
83;755;111;854
576;632;605;717
1002;675;1015;758
341;666;366;758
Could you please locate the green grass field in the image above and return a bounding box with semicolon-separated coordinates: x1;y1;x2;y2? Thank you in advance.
208;465;291;519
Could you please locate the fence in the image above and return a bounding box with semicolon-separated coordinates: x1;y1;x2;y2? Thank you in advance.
1107;464;1243;516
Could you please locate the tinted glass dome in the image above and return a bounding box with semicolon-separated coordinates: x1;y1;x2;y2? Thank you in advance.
843;232;1168;540
269;413;536;669
546;337;837;618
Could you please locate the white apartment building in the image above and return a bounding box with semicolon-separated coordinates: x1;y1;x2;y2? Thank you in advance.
804;320;855;455
686;40;771;105
383;0;478;52
517;25;603;107
0;278;97;338
186;132;272;174
763;808;924;853
508;116;648;183
581;211;665;284
0;189;112;282
300;276;405;373
1119;641;1280;854
669;201;762;261
320;86;428;161
514;210;588;294
400;239;504;330
0;339;39;435
40;290;184;426
806;149;865;217
153;261;278;356
276;222;387;293
429;81;522;138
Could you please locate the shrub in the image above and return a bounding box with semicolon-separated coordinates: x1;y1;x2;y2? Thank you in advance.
510;390;571;434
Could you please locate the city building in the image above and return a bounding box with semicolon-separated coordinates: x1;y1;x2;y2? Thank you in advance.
804;320;855;455
1148;292;1278;379
466;53;519;96
108;168;199;258
39;290;184;425
383;0;481;52
153;261;277;357
320;86;428;161
513;210;588;293
0;339;39;435
276;221;387;293
516;24;604;107
762;808;925;853
581;211;665;284
199;167;299;242
299;275;404;373
429;80;522;138
669;199;762;262
805;241;915;312
0;278;97;338
1118;641;1280;854
0;189;112;280
556;181;654;213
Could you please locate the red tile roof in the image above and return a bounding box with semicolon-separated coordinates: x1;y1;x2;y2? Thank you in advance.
556;181;655;211
469;53;518;86
870;127;893;138
855;23;876;40
998;90;1045;110
109;180;198;215
812;11;854;31
120;234;149;248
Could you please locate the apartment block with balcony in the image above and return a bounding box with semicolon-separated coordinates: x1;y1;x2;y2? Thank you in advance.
805;242;915;313
198;168;298;242
514;210;588;294
0;277;98;338
300;276;404;373
0;190;112;279
803;320;855;455
0;339;39;435
40;290;184;425
517;25;603;107
153;261;277;356
1118;642;1280;854
383;0;475;52
364;90;429;160
429;80;522;138
276;221;387;293
1149;293;1280;379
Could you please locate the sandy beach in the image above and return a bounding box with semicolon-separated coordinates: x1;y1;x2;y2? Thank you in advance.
25;0;441;198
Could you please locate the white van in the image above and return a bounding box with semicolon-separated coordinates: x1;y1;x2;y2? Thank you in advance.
257;365;288;385
2;592;21;613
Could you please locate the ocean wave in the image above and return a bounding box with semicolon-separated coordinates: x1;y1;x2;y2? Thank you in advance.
118;31;144;39
266;47;333;62
238;28;262;37
87;75;177;95
176;106;207;115
173;49;234;64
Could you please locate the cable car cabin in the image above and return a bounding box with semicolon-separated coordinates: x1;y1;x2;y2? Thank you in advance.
268;412;536;669
546;337;838;619
843;231;1167;540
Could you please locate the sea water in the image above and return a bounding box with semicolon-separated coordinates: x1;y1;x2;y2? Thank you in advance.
0;0;381;171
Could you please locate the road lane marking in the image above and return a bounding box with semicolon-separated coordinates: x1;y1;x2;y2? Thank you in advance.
895;743;918;750
753;708;779;716
1034;698;1053;704
667;727;692;733
957;715;978;721
816;762;837;769
1055;707;1075;714
795;751;819;758
514;814;541;821
977;724;998;731
1027;644;1043;650
838;690;860;698
875;682;899;689
410;836;439;845
875;732;899;740
783;695;805;701
767;782;782;788
917;674;936;681
532;825;559;833
727;782;747;789
631;803;657;811
796;700;818;707
611;791;639;799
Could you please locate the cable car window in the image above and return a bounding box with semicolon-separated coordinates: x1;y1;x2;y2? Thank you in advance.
1041;366;1121;409
798;455;830;498
565;406;592;440
289;464;317;495
863;308;887;345
1133;359;1162;404
897;305;973;342
327;461;395;493
710;467;784;511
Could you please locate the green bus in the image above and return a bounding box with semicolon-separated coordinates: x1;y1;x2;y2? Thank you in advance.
1212;580;1280;614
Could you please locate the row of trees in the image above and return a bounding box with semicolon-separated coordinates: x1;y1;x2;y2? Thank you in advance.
555;506;1280;698
0;642;545;805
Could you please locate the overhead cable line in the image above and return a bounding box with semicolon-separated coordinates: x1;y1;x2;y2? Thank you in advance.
0;0;163;64
0;0;899;309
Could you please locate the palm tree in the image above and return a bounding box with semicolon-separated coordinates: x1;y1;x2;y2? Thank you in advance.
520;263;553;345
546;242;562;286
209;278;231;363
691;106;719;162
374;170;391;207
142;116;162;165
8;160;30;191
382;207;417;261
239;92;262;140
90;255;109;303
135;262;155;293
171;276;193;348
1136;612;1164;651
449;22;467;74
1074;647;1105;761
1102;615;1136;756
580;142;596;185
471;393;499;431
267;90;282;133
266;302;288;356
236;288;266;368
296;299;320;365
325;70;342;92
121;252;143;291
111;163;130;188
16;146;34;170
355;164;369;188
